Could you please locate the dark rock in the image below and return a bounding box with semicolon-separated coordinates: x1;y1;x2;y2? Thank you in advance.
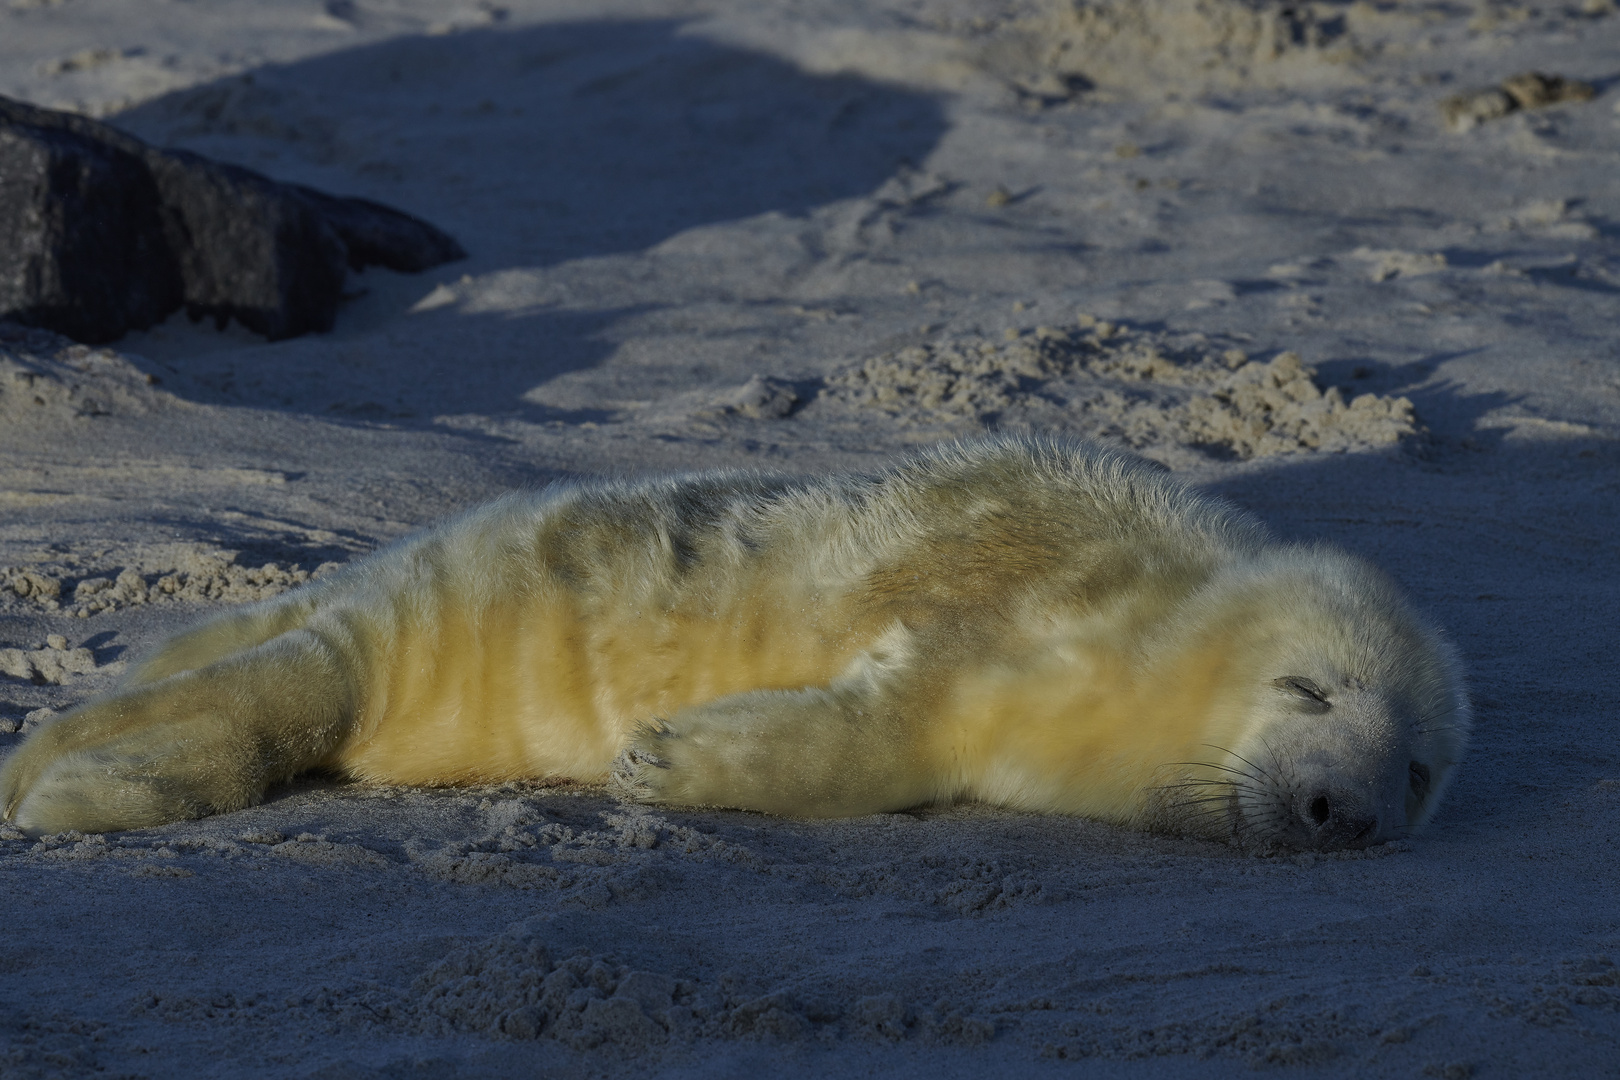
293;185;468;273
0;111;182;343
0;94;465;343
147;149;352;339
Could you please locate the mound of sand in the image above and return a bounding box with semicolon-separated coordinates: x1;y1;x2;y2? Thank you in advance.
970;0;1364;99
0;322;178;424
407;918;993;1048
821;321;1418;457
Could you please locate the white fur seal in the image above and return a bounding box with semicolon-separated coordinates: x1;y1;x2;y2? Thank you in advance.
0;435;1468;850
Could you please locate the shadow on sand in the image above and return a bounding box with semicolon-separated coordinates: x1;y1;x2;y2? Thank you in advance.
103;19;947;423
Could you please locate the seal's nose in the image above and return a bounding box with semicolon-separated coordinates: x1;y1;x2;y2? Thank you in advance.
1300;789;1379;850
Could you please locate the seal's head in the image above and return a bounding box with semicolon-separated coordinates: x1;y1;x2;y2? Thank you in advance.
1174;547;1469;852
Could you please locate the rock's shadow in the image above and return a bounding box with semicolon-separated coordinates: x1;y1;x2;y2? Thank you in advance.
104;19;947;422
114;19;946;276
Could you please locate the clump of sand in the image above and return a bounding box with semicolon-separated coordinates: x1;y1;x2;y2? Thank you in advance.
821;321;1418;457
412;930;698;1047
2;549;343;617
0;640;97;686
1440;70;1597;132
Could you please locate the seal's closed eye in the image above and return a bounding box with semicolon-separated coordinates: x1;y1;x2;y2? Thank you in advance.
1273;675;1330;707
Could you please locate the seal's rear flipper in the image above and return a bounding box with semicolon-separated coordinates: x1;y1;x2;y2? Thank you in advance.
0;627;358;834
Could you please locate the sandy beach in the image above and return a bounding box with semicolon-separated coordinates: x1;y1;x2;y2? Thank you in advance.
1;1;1618;1075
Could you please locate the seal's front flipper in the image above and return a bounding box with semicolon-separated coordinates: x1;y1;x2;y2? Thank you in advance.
612;681;941;818
0;627;357;834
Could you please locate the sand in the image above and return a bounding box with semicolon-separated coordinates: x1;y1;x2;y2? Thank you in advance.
0;1;1617;1076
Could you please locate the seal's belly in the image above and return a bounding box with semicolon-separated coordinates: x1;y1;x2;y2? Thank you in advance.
333;582;870;785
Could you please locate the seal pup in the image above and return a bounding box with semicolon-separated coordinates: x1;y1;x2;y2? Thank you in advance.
0;435;1469;849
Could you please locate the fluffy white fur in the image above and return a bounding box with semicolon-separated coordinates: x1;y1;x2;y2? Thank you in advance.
0;435;1469;849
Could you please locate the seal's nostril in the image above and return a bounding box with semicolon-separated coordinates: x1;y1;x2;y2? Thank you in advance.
1295;789;1382;850
1308;794;1332;826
